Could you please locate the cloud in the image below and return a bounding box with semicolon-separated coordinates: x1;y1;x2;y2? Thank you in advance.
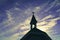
56;9;60;12
0;0;60;40
41;0;58;14
37;15;60;32
45;1;56;12
24;6;41;15
15;2;20;6
40;15;54;21
19;15;60;33
1;33;20;40
33;7;41;13
7;12;13;22
0;17;31;40
0;10;15;29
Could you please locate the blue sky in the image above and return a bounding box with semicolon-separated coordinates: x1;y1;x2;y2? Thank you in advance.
0;0;60;40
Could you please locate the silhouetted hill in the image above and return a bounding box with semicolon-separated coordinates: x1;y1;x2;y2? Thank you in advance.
20;28;52;40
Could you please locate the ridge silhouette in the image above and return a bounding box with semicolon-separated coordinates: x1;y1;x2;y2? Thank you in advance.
20;12;52;40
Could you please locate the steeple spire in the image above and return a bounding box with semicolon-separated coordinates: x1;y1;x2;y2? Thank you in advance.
32;12;34;15
30;12;37;30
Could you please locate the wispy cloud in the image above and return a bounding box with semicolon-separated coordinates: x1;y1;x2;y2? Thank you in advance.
37;15;60;31
24;6;41;15
40;15;54;21
19;15;60;32
56;9;60;12
41;0;58;14
0;0;60;40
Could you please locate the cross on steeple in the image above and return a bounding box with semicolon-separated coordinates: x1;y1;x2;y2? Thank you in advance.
30;12;37;30
32;12;34;15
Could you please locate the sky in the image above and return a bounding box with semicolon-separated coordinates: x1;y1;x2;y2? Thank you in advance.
0;0;60;40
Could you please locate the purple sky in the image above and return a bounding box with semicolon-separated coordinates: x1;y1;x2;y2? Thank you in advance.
0;0;60;40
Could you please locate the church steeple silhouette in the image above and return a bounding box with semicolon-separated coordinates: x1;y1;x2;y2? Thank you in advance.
30;12;37;30
20;12;52;40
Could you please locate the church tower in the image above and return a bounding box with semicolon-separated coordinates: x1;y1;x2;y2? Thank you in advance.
30;12;37;30
20;12;52;40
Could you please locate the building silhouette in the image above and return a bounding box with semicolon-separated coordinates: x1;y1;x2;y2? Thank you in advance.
20;12;52;40
30;12;37;30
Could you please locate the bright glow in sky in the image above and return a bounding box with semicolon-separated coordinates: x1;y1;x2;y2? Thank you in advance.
0;0;60;40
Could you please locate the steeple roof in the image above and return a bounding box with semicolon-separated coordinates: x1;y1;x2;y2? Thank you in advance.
30;12;37;25
20;28;52;40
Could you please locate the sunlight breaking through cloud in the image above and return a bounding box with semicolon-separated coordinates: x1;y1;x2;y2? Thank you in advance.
19;15;60;32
